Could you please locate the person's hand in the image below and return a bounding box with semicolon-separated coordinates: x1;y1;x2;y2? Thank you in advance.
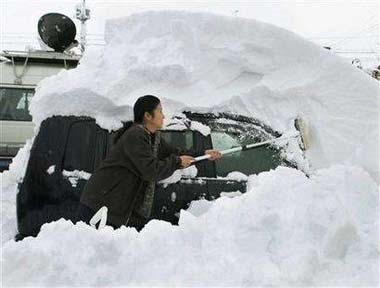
179;155;195;168
205;149;223;161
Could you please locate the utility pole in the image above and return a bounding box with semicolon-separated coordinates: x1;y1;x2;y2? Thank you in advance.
75;0;90;51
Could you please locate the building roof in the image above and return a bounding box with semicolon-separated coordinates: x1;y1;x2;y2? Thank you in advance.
0;50;81;64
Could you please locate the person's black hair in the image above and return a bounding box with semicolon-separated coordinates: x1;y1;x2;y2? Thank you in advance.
113;95;161;144
133;95;161;123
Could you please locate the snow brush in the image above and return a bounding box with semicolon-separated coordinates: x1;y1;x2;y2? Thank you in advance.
192;117;310;163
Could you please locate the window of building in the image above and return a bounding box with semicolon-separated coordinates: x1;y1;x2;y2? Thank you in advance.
0;87;34;121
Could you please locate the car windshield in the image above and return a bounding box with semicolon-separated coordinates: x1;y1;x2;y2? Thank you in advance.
211;130;283;177
0;87;34;121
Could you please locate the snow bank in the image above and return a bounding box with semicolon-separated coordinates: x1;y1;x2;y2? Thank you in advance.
2;11;379;287
2;166;378;286
28;11;379;181
1;139;33;245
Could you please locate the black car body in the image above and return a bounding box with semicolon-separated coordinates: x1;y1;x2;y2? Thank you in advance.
16;111;297;239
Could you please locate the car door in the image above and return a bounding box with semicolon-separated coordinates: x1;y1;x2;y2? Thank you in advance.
17;116;108;238
150;130;207;224
183;111;296;196
150;129;247;224
205;119;291;200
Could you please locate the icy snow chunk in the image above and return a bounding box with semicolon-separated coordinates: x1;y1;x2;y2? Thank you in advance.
163;114;189;131
62;170;92;187
164;116;211;136
46;165;55;175
225;171;248;182
190;120;211;136
213;172;248;183
158;165;198;187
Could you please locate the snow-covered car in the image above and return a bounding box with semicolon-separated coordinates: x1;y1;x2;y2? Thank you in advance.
16;111;297;239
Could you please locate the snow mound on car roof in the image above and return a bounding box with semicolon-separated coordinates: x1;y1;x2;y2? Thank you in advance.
2;165;378;286
2;11;379;287
29;11;379;181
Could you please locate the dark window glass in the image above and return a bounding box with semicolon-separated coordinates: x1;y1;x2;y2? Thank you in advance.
0;87;34;121
211;131;283;177
63;121;96;172
160;130;194;151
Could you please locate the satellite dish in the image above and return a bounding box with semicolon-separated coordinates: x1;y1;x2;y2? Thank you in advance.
38;13;77;52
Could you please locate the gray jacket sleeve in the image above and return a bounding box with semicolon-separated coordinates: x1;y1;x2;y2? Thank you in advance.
123;131;182;182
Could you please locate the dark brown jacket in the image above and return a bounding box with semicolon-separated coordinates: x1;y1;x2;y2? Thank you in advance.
80;123;196;227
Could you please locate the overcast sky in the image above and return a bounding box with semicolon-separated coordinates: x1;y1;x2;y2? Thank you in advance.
1;0;379;53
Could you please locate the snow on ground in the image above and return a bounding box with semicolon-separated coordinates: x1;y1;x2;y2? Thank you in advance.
1;10;379;286
1;139;33;245
2;165;378;286
1;172;18;246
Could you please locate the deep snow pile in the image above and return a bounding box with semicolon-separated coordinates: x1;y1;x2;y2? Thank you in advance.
2;166;378;286
29;11;379;181
1;10;379;287
1;139;33;245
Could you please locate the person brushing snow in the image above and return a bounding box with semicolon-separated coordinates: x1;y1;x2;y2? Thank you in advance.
76;95;222;231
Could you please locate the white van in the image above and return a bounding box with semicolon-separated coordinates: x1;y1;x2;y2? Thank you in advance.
0;50;80;170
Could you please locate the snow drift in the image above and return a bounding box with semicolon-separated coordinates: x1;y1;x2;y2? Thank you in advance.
2;10;379;287
2;166;378;286
29;11;379;181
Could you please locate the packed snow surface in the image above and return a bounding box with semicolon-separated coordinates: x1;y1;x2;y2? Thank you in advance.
2;166;378;286
1;10;379;287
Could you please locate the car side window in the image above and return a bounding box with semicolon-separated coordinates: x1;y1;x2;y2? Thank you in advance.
63;121;96;172
211;131;283;177
160;130;194;151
